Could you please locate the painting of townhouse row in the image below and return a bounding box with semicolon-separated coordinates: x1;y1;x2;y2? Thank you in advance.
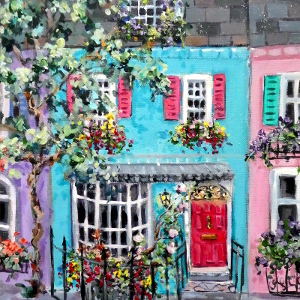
3;0;300;299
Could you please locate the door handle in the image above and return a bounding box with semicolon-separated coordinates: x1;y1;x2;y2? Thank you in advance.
206;215;213;229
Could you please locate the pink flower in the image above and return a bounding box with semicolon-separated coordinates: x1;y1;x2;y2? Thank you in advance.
14;257;19;264
133;233;144;243
166;242;176;254
178;202;189;212
169;229;179;238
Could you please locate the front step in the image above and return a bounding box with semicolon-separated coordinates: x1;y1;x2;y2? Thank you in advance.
183;280;235;293
189;267;230;281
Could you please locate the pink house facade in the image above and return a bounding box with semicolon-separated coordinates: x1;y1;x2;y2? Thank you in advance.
249;45;300;293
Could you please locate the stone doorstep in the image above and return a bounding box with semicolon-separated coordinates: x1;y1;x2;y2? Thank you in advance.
189;266;230;282
184;280;235;293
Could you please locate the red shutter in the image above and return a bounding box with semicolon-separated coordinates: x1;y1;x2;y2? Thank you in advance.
163;76;181;120
67;74;81;112
213;74;226;119
118;78;132;118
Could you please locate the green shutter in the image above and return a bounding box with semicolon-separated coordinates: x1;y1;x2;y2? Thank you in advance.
263;75;280;126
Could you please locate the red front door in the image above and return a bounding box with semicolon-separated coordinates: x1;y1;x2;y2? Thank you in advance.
191;200;227;267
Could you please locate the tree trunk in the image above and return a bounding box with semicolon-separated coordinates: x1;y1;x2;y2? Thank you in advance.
27;164;45;293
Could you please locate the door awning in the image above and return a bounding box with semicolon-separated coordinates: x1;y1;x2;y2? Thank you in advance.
108;163;234;183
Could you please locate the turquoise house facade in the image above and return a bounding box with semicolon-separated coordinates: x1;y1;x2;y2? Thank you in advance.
51;46;250;294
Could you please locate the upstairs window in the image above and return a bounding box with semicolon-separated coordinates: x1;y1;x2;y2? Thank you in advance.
280;73;300;123
129;0;163;27
72;181;153;257
182;75;213;123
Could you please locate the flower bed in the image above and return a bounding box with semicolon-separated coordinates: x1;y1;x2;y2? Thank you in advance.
0;232;30;273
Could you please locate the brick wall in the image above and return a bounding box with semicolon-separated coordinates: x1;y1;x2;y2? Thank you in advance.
249;0;300;47
185;0;249;46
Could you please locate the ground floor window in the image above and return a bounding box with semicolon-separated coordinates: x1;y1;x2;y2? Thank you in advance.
0;175;16;240
271;168;300;230
72;181;153;257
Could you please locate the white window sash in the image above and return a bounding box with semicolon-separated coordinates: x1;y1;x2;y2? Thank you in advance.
0;83;10;121
72;182;153;256
182;74;213;123
0;175;16;240
270;167;300;231
279;73;300;123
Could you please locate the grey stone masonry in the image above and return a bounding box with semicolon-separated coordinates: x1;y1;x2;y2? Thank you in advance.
185;0;248;46
249;0;300;47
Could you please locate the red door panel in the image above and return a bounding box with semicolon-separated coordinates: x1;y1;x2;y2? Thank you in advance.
191;200;227;267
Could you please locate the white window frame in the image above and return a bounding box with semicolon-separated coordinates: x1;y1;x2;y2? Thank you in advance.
92;74;117;123
270;167;300;231
71;181;153;257
182;74;213;123
0;174;16;240
0;83;11;138
279;73;300;123
129;0;163;27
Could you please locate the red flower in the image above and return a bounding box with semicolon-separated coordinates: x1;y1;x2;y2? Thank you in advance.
0;158;5;172
14;232;20;236
19;237;28;245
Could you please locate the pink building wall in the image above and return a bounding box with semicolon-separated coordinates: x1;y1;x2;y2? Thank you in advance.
249;45;300;293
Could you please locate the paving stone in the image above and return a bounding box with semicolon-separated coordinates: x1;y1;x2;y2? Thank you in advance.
197;22;220;36
221;22;247;35
288;33;300;44
231;6;248;22
232;35;248;45
256;19;279;34
206;7;230;22
186;8;206;22
208;36;231;46
194;0;216;8
185;36;208;46
215;0;245;7
250;33;266;47
266;32;288;45
266;3;288;18
279;20;300;33
287;3;300;18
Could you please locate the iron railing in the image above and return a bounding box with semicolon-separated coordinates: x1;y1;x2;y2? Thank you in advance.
50;226;188;300
230;239;245;293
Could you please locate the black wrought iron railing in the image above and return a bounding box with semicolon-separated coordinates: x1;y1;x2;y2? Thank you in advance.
50;226;188;300
230;239;245;293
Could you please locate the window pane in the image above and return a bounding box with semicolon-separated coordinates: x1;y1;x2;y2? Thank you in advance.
111;185;117;201
111;206;118;228
122;248;128;256
131;204;139;227
141;202;147;225
121;232;127;245
88;201;95;225
141;184;148;198
102;231;108;243
87;184;95;199
111;231;117;244
76;183;84;196
100;205;108;228
287;81;294;97
121;185;127;202
131;184;138;201
278;205;297;221
77;199;86;224
100;183;107;200
79;226;85;241
286;103;295;122
121;207;127;228
0;184;7;195
0;230;8;240
0;202;9;224
280;176;296;198
88;228;95;242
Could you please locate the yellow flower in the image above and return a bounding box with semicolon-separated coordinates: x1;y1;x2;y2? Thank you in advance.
105;113;114;121
221;126;226;132
67;277;72;283
78;134;86;141
78;121;82;125
72;273;78;280
117;263;120;268
147;275;152;285
203;121;209;128
113;271;118;277
117;269;122;278
123;269;129;277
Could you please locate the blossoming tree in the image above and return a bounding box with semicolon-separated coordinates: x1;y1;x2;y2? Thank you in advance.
0;0;188;293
